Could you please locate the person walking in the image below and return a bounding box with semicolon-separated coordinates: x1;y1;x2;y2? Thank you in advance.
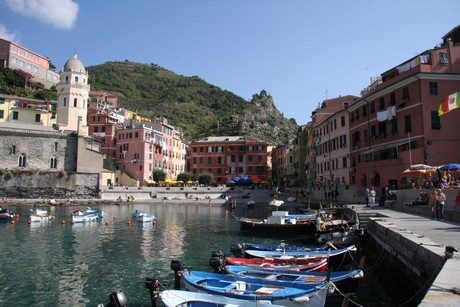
369;187;376;209
435;188;446;220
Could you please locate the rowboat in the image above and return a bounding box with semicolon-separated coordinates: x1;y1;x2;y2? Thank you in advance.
29;208;52;222
137;213;155;223
71;208;104;223
230;242;333;258
225;265;363;294
160;289;284;307
224;256;328;271
245;245;356;260
182;270;331;306
0;208;15;221
239;210;317;234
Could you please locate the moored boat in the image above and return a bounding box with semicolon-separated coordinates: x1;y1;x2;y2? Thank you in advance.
137;213;155;223
29;208;52;222
160;289;284;307
0;208;15;221
225;265;363;294
224;256;328;271
245;244;356;260
239;210;317;234
182;270;331;306
230;241;333;258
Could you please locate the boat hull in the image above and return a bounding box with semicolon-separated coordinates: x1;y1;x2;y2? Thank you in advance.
239;217;316;234
225;256;328;271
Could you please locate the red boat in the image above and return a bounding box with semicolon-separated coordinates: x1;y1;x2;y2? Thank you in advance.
225;256;328;272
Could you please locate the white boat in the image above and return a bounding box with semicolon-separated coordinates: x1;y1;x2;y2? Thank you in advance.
72;214;99;223
137;213;155;223
29;208;52;222
160;289;283;307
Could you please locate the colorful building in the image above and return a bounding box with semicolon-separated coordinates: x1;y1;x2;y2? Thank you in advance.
188;136;269;185
0;38;59;88
0;94;57;127
348;25;460;191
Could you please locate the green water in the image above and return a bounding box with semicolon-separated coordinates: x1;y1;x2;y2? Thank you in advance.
0;202;318;306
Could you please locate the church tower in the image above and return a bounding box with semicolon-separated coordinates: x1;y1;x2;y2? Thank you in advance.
56;53;90;136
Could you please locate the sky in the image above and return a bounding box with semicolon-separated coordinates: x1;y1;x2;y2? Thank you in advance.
1;0;459;125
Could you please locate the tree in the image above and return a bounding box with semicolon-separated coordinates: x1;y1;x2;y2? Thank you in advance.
177;172;192;183
152;168;166;182
198;172;214;186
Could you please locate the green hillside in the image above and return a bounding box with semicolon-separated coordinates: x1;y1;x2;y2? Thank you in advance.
87;61;298;143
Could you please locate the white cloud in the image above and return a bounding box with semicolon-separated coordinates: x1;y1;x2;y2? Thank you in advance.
0;24;22;43
6;0;79;30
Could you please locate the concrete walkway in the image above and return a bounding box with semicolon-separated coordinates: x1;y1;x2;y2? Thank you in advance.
353;204;460;306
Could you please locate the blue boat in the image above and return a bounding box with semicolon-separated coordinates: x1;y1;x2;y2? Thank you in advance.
245;244;356;260
225;265;363;294
230;242;333;257
182;270;330;306
160;289;284;307
0;208;15;221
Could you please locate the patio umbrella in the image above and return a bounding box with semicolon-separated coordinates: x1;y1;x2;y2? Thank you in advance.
402;164;436;175
438;163;460;172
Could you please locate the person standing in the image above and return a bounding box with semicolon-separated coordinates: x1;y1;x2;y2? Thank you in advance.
369;187;376;209
429;187;437;219
435;188;446;220
365;189;370;207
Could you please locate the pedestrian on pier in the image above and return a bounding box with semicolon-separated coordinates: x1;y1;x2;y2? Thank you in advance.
368;187;376;209
435;188;446;220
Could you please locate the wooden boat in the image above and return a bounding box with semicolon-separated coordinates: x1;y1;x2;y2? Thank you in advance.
137;213;155;223
225;256;328;271
182;270;330;306
71;208;104;223
29;208;52;222
245;244;357;260
225;265;363;294
160;289;284;307
0;208;15;221
230;242;333;258
239;210;317;234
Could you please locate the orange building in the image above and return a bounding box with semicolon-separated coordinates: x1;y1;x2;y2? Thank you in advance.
348;25;460;192
188;136;269;185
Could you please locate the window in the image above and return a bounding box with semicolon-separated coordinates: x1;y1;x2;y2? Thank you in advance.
429;82;438;96
370;102;375;114
13;111;18;120
239;155;243;162
63;97;67;106
379;97;385;110
35;114;40;122
0;110;3;119
404;115;412;133
18;154;26;167
199;157;204;164
342;157;347;168
390;92;396;106
217;156;222;164
402;87;410;100
440;52;448;64
134;132;138;138
362;106;367;117
371;125;376;140
75;76;79;83
364;129;368;143
192;157;196;164
207;157;212;164
341;116;345;127
431;111;441;130
50;157;58;168
391;118;398;136
73;98;77;107
378;122;387;139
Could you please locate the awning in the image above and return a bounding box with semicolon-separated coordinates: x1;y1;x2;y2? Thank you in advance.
361;140;409;155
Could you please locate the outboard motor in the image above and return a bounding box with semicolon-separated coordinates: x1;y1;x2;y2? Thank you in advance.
145;277;161;307
209;250;226;273
230;243;244;258
98;290;128;307
170;260;185;290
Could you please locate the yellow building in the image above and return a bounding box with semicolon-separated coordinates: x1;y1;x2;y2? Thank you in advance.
0;94;56;126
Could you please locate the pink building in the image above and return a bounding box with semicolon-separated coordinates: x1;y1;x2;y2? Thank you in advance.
348;25;460;191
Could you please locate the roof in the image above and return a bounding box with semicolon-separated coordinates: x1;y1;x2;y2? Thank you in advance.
63;53;86;73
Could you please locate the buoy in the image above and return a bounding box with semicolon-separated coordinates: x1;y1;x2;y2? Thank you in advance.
28;220;32;224
113;216;116;220
105;221;109;225
62;220;66;225
10;220;15;224
127;220;131;225
16;214;20;220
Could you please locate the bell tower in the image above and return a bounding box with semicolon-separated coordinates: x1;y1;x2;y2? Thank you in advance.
56;53;90;135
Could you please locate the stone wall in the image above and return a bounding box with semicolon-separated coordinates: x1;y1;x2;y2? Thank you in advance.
0;171;99;199
0;129;77;171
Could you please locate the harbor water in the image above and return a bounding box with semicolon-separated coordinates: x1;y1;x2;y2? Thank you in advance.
0;201;390;306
